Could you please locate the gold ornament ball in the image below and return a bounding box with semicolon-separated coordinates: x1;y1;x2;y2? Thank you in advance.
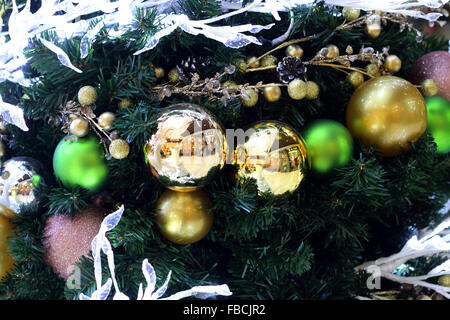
305;81;320;100
69;117;89;137
286;44;304;59
109;139;130;160
240;88;259;107
154;67;165;79
288;79;306;100
155;189;214;245
234;59;247;73
346;76;427;157
0;215;15;281
118;98;132;110
366;63;380;77
438;274;450;287
77;85;98;106
246;56;260;68
260;55;278;67
97;112;115;130
384;55;402;73
421;79;439;97
342;7;360;21
263;86;281;102
366;15;381;38
347;71;364;88
326;45;340;59
0;141;4;158
235;121;308;195
144;104;227;192
168;68;180;83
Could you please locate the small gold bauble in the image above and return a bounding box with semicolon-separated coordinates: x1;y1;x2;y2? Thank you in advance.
246;56;260;68
240;88;259;107
384;55;402;73
97;112;115;130
69;118;89;137
347;71;364;88
154;67;165;79
285;44;304;59
168;68;180;83
366;14;382;38
109;139;130;160
438;274;450;287
421;79;439;97
262;86;281;102
342;7;360;21
77;86;98;106
234;59;247;73
118;98;132;110
346;76;427;157
287;79;306;100
0;215;15;281
260;55;278;67
326;45;340;59
235;121;308;195
0;141;5;158
305;81;320;100
144;104;227;192
365;63;380;77
155;189;214;244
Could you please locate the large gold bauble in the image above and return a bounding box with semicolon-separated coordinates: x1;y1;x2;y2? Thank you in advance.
235;121;308;195
0;215;15;281
144;104;227;192
155;189;214;244
346;76;427;157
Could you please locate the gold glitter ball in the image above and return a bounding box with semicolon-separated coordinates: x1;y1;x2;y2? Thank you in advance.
384;55;402;73
118;98;132;110
168;68;180;83
97;112;115;130
285;44;304;59
288;79;306;100
246;56;260;68
342;7;360;21
260;55;278;67
347;71;364;88
420;79;439;97
366;63;380;77
240;88;259;107
77;86;98;106
109;139;130;160
325;45;340;59
69;117;89;137
305;81;320;100
262;86;281;102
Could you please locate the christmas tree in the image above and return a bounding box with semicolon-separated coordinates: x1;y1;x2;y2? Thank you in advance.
0;0;449;301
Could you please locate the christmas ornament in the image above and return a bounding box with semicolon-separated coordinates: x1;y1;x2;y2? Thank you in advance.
407;51;450;100
144;104;227;192
43;206;105;279
325;44;340;59
97;112;115;130
0;157;47;219
342;7;360;21
303;120;353;174
305;81;319;100
262;86;281;102
366;14;381;38
285;44;303;59
0;215;14;281
240;88;259;107
246;56;260;68
288;79;306;100
384;55;402;73
235;121;308;195
69;117;89;137
118;98;132;110
77;85;98;106
53;135;108;193
155;189;214;245
421;79;439;97
109;139;130;159
346;76;427;157
260;55;278;67
347;71;364;88
425;96;450;153
168;68;180;83
365;63;379;77
277;57;307;84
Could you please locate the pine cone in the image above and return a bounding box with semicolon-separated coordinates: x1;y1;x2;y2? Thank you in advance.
277;56;307;83
176;56;210;83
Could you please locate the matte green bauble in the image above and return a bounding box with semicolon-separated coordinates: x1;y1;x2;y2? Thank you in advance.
425;96;450;153
303;120;353;174
53;135;108;193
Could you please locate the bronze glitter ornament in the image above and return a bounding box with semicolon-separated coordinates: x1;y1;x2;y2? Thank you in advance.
235;121;308;195
144;104;227;192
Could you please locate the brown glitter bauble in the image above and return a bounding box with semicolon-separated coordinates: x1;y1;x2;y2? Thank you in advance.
407;51;450;100
43;206;105;279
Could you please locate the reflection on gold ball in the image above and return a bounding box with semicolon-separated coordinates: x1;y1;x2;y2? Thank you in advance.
263;86;281;102
0;215;15;281
70;118;89;137
235;121;308;195
155;189;214;244
285;44;304;59
144;104;227;192
384;55;402;73
346;76;427;157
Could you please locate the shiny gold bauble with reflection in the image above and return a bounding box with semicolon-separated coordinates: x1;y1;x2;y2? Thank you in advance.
346;76;427;157
144;104;227;192
235;121;308;195
155;189;214;244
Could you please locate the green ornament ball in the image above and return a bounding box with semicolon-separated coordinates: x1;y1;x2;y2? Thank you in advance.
425;96;450;153
303;120;354;174
53;135;108;193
